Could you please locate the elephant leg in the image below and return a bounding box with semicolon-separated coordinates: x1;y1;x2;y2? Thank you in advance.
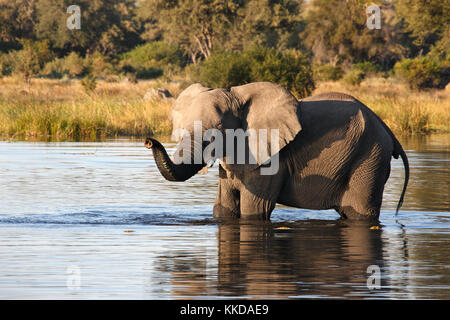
239;188;277;220
338;145;391;221
213;178;240;219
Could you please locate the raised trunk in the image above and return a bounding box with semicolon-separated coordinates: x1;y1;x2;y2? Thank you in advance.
145;138;205;182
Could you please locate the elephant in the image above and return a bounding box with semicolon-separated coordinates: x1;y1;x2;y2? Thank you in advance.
145;82;409;221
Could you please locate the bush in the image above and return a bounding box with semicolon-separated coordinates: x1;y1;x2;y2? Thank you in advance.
81;74;97;93
313;64;344;81
0;53;14;76
246;47;315;98
352;62;382;75
121;41;184;67
63;52;86;77
1;40;53;81
41;52;87;78
342;69;365;86
136;67;163;79
42;58;65;78
193;46;315;98
84;52;115;78
120;41;185;79
394;57;448;90
192;51;252;88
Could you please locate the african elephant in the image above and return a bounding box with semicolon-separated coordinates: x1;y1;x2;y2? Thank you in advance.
145;82;409;221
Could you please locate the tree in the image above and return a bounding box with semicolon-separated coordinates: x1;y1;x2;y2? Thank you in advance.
138;0;305;63
34;0;141;55
0;0;37;50
394;0;450;54
12;40;52;82
225;0;305;51
302;0;410;68
138;0;240;64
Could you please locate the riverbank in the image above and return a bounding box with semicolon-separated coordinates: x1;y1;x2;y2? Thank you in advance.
0;77;448;141
0;77;181;141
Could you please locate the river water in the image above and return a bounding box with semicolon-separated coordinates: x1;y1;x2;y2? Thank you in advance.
0;135;448;299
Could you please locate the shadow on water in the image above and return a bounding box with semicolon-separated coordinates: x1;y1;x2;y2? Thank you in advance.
151;219;401;299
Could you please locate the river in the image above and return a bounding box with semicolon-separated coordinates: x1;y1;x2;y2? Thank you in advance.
0;134;448;299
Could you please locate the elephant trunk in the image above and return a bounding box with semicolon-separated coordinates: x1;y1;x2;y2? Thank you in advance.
145;137;205;182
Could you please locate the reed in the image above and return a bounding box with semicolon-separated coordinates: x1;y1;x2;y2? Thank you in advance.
313;78;450;134
0;76;448;141
0;77;174;140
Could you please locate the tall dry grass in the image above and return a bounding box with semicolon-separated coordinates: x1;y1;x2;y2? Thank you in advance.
0;76;448;141
0;77;184;140
313;78;450;134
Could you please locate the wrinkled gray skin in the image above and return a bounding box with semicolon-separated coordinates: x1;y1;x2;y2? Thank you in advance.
145;82;409;221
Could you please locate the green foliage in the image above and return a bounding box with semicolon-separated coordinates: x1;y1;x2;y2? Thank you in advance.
3;40;53;81
193;46;315;98
351;62;382;75
342;69;365;86
224;0;305;51
80;74;97;93
121;41;184;67
139;0;241;63
394;57;448;90
313;64;344;82
63;52;85;77
0;52;14;76
35;0;141;55
303;0;411;68
0;0;449;92
192;51;252;88
41;58;65;78
120;41;184;78
394;0;450;52
84;52;115;78
0;0;36;45
41;52;86;78
246;47;315;98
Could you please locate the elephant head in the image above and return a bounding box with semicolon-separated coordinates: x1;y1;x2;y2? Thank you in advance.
146;82;302;181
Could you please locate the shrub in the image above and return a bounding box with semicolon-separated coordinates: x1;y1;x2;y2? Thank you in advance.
41;52;87;79
84;51;115;78
193;46;315;98
192;51;252;88
2;40;53;81
81;74;97;93
342;69;365;86
120;41;185;79
136;67;163;79
42;58;65;79
394;57;448;90
121;41;184;67
313;64;344;82
352;62;382;75
63;52;86;77
246;47;315;98
0;53;14;76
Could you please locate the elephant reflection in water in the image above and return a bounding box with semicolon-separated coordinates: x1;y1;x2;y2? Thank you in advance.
152;221;387;298
216;221;386;298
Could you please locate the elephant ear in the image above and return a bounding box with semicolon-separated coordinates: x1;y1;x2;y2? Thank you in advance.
170;83;212;141
230;82;302;165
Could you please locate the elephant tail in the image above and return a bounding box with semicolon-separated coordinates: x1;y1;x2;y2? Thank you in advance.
393;142;409;215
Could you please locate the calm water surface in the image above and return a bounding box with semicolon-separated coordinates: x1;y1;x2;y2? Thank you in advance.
0;135;448;299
